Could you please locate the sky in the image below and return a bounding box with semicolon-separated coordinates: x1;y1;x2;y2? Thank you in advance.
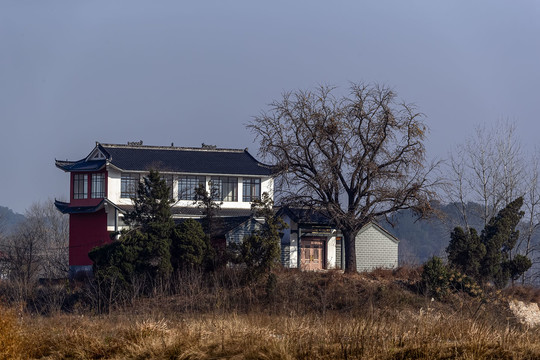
1;1;539;214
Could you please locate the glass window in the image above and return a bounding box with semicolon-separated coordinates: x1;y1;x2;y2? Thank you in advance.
73;174;88;199
178;175;206;200
210;176;238;202
91;173;105;198
161;175;174;200
242;178;261;202
121;173;139;198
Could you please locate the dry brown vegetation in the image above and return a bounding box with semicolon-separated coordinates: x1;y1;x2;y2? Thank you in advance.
2;268;540;359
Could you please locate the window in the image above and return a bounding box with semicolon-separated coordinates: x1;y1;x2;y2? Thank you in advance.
178;175;206;200
73;174;88;199
243;178;261;202
91;173;105;198
210;176;238;202
121;173;139;198
161;175;174;200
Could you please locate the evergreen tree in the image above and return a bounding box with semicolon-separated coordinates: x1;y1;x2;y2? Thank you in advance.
235;193;286;281
170;219;209;271
480;197;526;287
91;170;174;287
445;197;532;288
446;227;485;279
122;170;174;279
194;183;222;240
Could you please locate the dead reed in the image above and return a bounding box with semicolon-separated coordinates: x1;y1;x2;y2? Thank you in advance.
2;269;540;359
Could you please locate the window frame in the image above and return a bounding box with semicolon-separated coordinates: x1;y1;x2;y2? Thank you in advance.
121;173;140;199
91;173;105;199
242;178;261;202
161;174;174;200
210;176;238;202
73;174;88;200
178;175;206;200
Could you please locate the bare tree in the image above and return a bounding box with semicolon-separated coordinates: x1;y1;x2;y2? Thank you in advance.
0;200;68;299
446;121;540;284
36;201;69;278
249;83;439;273
446;121;524;228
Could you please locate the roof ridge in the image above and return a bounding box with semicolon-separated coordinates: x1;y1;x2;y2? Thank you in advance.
99;142;246;153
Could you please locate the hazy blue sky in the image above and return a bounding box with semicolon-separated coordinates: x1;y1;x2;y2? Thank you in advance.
1;1;539;214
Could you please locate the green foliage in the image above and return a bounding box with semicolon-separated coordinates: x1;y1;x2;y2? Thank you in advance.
421;256;483;299
89;240;136;287
233;193;286;281
480;197;525;287
91;170;173;289
123;230;172;279
505;254;532;282
171;219;209;271
124;169;175;240
194;183;222;240
446;227;485;279
421;256;449;299
445;197;531;288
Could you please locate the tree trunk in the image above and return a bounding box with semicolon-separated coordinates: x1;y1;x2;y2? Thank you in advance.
343;229;359;274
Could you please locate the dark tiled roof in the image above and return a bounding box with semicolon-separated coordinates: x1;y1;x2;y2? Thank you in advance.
277;207;333;225
100;143;272;176
176;216;258;237
55;159;106;172
54;199;105;214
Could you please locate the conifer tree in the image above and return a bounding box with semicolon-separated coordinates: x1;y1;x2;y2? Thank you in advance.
123;169;174;279
91;170;174;288
446;196;532;287
480;197;527;287
170;219;208;271
235;193;286;281
446;227;485;279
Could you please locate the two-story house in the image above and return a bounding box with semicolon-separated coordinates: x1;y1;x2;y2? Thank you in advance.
55;141;273;276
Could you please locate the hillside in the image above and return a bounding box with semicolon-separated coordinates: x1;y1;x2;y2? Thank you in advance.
2;268;540;359
0;206;25;235
383;201;537;265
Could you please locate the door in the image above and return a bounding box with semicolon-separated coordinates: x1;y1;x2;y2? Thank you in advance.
301;238;324;270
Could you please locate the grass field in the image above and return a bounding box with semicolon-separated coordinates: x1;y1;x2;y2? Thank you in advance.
2;269;540;359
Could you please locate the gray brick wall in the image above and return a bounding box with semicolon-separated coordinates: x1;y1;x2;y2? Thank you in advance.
355;223;398;272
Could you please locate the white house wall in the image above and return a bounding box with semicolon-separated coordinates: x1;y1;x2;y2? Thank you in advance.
354;224;398;272
326;235;337;269
106;166;272;210
107;168;123;204
280;215;298;268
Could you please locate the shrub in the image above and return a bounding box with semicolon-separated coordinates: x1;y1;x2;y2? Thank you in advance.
421;256;449;299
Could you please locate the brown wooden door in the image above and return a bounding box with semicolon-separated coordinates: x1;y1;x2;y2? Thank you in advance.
301;238;324;270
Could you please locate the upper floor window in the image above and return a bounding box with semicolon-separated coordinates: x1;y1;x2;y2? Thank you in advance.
243;178;261;202
161;175;174;200
121;173;139;198
178;175;206;200
91;173;105;198
210;176;238;202
73;174;88;199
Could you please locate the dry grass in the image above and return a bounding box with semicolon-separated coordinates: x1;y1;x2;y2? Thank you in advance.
2;269;540;359
3;309;540;359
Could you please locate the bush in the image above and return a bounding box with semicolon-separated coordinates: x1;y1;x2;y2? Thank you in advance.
421;256;449;299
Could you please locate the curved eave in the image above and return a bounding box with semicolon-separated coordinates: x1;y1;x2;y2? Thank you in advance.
55;159;107;172
54;199;105;214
